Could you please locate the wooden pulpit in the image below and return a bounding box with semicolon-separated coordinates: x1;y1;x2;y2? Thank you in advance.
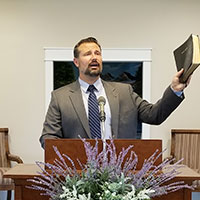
44;139;163;170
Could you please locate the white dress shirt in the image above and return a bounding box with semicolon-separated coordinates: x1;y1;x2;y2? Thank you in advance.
79;78;112;139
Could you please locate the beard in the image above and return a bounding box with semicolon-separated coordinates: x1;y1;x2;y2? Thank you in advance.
84;65;102;77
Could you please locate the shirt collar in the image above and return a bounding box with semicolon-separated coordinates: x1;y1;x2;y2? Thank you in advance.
79;78;103;93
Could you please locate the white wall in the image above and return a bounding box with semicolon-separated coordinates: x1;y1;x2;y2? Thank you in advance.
0;0;200;164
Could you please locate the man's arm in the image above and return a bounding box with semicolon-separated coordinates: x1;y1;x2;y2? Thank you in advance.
136;69;192;125
39;92;63;149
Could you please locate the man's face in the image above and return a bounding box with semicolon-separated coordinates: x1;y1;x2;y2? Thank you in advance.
73;42;103;81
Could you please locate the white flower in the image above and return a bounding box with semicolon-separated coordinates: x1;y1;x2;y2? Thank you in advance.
123;185;137;199
60;186;70;198
72;185;78;197
105;190;110;194
78;193;91;200
122;186;154;200
60;185;79;200
137;188;155;200
111;192;116;196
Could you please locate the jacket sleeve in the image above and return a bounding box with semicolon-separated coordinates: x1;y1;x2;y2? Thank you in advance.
39;91;63;149
132;85;184;125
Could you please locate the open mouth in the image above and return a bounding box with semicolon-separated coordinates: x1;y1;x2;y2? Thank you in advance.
89;62;100;67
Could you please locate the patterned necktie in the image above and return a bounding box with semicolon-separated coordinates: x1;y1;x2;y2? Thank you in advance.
87;85;101;139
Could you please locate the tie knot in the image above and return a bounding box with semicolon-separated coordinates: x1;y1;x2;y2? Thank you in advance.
87;85;96;93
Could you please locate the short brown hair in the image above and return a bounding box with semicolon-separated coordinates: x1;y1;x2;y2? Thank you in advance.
73;37;101;58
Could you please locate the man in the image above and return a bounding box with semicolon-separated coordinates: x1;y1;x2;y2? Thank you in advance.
40;37;190;149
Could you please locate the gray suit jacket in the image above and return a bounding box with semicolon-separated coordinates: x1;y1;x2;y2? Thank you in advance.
40;80;184;148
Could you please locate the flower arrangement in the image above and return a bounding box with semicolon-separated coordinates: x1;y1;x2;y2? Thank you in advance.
29;139;193;200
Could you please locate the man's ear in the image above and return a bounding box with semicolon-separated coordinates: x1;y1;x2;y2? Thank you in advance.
73;58;79;68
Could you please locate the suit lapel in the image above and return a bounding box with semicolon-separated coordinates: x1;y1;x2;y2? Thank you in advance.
68;80;120;139
102;81;119;139
69;81;91;138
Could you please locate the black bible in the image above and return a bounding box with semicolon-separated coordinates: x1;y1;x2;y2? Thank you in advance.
173;34;200;83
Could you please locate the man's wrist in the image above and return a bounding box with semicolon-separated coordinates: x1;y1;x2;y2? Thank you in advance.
170;86;183;97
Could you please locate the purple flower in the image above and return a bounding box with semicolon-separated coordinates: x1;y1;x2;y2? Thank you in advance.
28;139;194;199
